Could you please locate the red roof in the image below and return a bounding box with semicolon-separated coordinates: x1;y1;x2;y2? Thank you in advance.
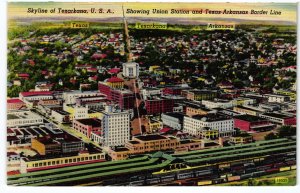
20;91;53;97
7;99;24;104
7;170;21;176
87;67;98;72
41;70;48;75
108;68;121;74
160;127;171;133
107;77;124;83
18;73;29;77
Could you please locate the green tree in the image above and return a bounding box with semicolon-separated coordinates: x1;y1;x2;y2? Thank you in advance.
278;126;296;138
264;132;278;140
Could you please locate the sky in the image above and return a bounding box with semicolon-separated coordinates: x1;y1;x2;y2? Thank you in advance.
8;2;297;24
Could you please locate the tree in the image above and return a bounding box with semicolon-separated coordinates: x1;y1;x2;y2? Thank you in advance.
278;126;296;138
264;132;278;140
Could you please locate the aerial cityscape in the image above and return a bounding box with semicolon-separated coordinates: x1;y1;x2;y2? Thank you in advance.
7;2;296;186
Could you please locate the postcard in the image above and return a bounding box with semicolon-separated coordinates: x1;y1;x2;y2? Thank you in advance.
6;1;297;186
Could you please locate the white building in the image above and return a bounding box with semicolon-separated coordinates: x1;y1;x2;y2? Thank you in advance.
51;109;70;123
202;98;255;109
7;111;44;127
19;91;54;102
264;94;290;103
141;88;161;99
101;106;130;147
161;113;184;130
202;99;233;109
183;114;234;138
122;62;139;78
62;90;102;105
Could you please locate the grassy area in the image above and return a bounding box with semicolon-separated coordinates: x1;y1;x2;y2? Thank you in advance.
218;170;296;186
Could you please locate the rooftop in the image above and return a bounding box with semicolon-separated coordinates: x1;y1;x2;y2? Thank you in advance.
190;114;231;122
135;135;168;141
75;118;101;127
162;112;184;122
234;115;266;122
7;98;24;104
188;90;217;95
52;109;70;115
262;113;293;119
127;140;140;144
20;91;53;97
107;77;124;83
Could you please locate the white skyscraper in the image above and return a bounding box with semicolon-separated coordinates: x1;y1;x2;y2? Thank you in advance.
102;105;131;147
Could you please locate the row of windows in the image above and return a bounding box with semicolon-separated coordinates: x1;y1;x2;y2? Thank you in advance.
28;154;104;168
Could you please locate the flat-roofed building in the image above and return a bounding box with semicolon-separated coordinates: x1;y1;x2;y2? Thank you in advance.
230;133;253;144
20;151;105;173
161;112;184;130
183;114;235;138
73;118;102;138
7;110;43;127
145;97;174;115
51;109;70;123
202;99;233;109
109;134;180;160
7;98;25;111
63;90;102;105
31;137;61;155
233;105;261;116
259;113;296;126
186;90;217;101
234;115;275;132
264;94;290;103
19;91;54;102
102;106;130;146
147;118;163;133
141;87;161;99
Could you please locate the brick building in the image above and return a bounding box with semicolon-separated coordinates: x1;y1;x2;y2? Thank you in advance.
72;118;102;138
234;115;275;132
145;97;174;114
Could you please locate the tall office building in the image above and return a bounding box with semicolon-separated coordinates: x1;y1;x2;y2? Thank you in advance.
102;105;131;147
